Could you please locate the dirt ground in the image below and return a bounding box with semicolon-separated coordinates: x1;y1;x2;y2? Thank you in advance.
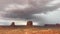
0;27;60;34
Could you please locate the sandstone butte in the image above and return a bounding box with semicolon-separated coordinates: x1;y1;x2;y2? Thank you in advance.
0;21;60;34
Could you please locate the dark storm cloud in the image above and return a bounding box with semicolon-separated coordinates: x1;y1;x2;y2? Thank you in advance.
2;0;57;19
0;0;60;26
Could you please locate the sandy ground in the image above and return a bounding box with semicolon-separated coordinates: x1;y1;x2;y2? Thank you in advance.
0;27;60;34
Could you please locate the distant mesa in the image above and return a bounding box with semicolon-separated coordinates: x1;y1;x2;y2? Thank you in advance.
10;21;33;27
10;21;60;27
27;21;33;27
10;22;15;26
45;23;60;27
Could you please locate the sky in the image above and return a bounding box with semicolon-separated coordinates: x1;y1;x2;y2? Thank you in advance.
0;0;60;26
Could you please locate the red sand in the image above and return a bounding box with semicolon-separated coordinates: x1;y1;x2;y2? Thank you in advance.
0;28;60;34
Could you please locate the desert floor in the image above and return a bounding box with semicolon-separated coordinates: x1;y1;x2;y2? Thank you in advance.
0;27;60;34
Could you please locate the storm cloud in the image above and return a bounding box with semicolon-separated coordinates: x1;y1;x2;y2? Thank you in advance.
0;0;60;25
2;0;60;19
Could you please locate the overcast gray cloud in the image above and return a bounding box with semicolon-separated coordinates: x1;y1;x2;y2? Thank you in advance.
2;0;60;19
0;0;60;26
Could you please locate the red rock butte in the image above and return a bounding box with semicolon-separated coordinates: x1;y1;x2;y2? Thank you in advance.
10;21;33;27
27;21;33;27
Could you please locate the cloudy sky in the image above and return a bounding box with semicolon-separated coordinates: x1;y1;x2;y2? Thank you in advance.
0;0;60;26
